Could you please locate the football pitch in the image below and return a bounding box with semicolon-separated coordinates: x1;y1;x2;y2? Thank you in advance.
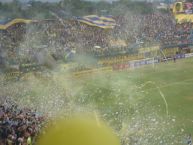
0;57;193;144
74;57;193;144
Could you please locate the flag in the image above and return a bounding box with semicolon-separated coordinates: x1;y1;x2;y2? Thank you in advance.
77;15;116;29
0;18;32;30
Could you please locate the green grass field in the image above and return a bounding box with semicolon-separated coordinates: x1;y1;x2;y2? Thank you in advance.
1;57;193;144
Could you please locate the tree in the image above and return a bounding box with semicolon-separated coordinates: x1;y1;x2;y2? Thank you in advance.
0;2;2;9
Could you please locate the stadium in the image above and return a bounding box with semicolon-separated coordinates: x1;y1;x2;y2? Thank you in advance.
0;0;193;144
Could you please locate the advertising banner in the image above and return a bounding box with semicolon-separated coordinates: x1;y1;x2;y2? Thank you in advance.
185;53;193;58
113;63;129;71
176;54;185;59
129;58;158;69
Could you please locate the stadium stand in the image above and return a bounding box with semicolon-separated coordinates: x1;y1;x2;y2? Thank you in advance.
0;99;45;145
1;9;193;72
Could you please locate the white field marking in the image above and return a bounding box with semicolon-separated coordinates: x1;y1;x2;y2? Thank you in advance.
136;78;193;116
157;86;169;116
138;81;169;116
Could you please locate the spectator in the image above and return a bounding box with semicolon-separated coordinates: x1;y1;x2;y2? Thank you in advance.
0;99;45;145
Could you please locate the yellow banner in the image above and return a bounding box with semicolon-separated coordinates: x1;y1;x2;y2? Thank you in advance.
139;46;159;53
175;14;193;23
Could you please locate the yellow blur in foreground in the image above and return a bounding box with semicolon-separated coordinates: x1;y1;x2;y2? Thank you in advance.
37;116;121;145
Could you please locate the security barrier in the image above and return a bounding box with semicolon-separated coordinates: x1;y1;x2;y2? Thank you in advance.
4;52;193;79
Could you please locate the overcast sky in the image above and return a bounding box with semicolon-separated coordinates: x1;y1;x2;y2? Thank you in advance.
0;0;119;3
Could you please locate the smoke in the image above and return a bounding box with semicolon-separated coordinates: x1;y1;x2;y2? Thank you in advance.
0;64;185;144
0;3;185;145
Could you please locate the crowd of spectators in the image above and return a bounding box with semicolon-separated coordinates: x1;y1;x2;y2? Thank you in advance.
45;20;110;56
0;99;45;145
115;12;193;48
1;12;193;65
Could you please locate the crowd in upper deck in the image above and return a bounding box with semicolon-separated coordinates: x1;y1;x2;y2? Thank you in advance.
115;12;193;48
0;11;193;65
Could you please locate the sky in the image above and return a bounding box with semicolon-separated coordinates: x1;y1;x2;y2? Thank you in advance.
0;0;119;3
